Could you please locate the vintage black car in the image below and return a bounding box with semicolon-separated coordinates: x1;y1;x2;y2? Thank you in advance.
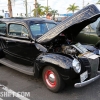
0;4;100;93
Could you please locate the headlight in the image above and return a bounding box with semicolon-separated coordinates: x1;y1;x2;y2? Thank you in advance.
72;58;81;73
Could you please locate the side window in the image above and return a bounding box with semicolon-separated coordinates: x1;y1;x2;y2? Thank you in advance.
0;23;6;35
8;24;28;37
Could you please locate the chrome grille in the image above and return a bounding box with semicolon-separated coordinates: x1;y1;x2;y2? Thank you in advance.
80;58;90;66
88;58;99;78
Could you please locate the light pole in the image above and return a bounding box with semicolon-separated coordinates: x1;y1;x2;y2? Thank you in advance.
83;0;84;8
47;0;48;8
25;0;28;17
47;0;48;14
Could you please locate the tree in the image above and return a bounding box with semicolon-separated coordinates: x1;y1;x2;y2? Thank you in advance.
67;3;79;13
33;3;45;17
8;0;13;17
43;6;52;15
97;0;100;4
51;10;59;20
8;0;16;17
32;3;59;18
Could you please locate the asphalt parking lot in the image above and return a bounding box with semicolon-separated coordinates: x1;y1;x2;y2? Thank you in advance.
0;65;100;100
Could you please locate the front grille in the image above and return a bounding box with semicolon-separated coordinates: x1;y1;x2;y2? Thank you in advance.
79;58;90;66
88;58;99;78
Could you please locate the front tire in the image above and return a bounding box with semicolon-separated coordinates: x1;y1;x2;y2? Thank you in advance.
42;66;64;92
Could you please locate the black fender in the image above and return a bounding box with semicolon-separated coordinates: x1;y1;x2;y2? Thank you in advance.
33;53;73;77
0;48;5;58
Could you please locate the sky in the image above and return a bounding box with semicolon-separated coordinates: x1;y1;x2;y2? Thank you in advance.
0;0;100;16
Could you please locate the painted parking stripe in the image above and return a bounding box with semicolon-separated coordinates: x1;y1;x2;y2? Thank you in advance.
0;84;30;100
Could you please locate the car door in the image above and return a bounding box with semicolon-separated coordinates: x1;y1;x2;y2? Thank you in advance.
4;23;41;66
0;22;7;50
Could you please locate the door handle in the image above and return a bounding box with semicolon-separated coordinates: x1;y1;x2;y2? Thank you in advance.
6;40;15;43
6;40;10;43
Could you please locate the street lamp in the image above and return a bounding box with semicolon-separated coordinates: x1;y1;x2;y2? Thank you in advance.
25;0;28;17
47;0;48;8
83;0;84;8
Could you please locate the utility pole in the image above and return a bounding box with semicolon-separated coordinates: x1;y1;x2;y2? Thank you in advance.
47;0;48;8
47;0;48;14
83;0;84;8
25;0;28;17
34;0;38;17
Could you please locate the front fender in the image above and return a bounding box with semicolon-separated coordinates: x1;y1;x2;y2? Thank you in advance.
36;53;73;69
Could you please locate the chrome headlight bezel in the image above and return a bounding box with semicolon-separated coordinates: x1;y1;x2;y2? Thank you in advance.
72;58;81;73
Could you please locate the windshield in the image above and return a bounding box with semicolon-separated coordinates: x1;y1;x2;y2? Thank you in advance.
29;22;56;38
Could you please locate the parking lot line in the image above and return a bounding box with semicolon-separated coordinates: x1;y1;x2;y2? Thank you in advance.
0;84;30;100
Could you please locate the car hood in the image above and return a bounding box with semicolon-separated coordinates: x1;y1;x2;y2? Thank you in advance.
36;4;100;44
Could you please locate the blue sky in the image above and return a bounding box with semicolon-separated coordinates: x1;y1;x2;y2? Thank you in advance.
0;0;100;16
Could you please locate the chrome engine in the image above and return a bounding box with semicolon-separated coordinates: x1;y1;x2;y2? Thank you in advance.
61;45;77;55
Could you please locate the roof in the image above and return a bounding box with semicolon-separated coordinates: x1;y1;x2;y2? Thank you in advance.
0;17;56;23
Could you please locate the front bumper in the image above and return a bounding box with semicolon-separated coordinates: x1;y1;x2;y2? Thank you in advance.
74;73;100;88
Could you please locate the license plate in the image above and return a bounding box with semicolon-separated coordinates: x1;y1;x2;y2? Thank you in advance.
80;71;88;82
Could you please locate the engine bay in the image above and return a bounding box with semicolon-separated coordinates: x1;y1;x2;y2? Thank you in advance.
44;34;79;56
43;33;100;59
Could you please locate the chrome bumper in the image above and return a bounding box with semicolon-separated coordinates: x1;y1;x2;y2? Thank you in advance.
74;74;100;88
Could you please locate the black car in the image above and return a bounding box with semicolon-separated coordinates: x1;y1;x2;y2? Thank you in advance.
0;4;100;93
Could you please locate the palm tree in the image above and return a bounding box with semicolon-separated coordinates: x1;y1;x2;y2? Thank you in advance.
67;3;79;13
43;6;52;15
97;0;100;4
8;0;13;17
33;3;45;17
51;10;59;20
8;0;16;17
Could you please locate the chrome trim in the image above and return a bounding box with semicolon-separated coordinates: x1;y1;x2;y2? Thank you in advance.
0;36;32;44
97;71;100;74
74;75;100;88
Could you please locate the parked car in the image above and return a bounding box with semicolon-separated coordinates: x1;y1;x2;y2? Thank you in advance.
74;17;100;47
0;4;100;93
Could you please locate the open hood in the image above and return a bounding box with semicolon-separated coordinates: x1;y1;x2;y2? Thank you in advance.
36;4;100;44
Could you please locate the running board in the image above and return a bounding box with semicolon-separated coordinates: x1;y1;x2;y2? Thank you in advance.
0;58;34;76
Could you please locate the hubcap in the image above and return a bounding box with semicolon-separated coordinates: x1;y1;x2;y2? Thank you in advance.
45;70;56;88
49;73;55;82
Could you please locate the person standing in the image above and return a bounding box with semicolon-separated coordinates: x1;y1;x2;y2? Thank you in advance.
46;13;52;20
